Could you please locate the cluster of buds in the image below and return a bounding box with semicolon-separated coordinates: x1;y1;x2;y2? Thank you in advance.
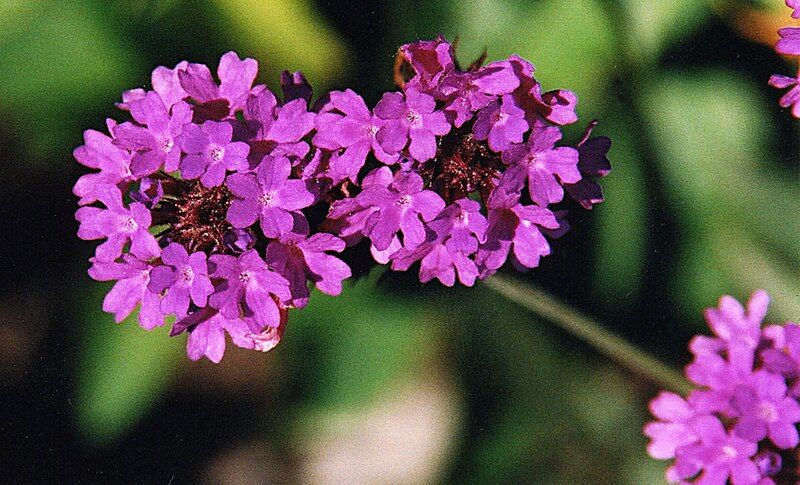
74;38;609;362
645;291;800;484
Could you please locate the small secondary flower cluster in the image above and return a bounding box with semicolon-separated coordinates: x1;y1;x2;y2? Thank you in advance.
644;290;800;484
770;1;800;117
74;39;609;362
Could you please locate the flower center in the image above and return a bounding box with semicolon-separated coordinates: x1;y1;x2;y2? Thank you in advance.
259;192;277;206
406;109;422;127
364;124;379;137
239;270;253;283
396;195;412;207
179;266;194;283
491;110;509;125
721;445;738;460
455;210;469;224
758;402;779;422
124;217;138;231
210;146;225;162
526;153;542;168
166;181;233;253
162;138;174;153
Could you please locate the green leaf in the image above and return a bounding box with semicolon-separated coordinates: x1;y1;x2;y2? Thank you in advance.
76;284;182;444
0;1;140;160
592;110;648;304
641;70;800;321
620;0;710;63
212;0;353;91
284;279;431;413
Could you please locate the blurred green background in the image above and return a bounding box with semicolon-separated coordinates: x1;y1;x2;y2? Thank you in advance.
1;0;798;483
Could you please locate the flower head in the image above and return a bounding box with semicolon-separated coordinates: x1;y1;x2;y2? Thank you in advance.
75;40;608;361
645;290;800;483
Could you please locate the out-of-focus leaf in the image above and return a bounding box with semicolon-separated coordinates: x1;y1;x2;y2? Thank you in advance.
620;0;710;63
284;279;431;413
593;111;648;304
452;0;619;119
212;0;353;90
450;287;639;483
76;284;182;444
642;70;799;321
0;2;139;161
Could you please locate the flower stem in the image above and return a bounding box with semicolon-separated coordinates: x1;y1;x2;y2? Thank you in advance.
484;275;692;395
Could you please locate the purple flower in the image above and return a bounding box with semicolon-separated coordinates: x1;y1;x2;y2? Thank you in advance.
644;391;700;460
244;88;315;162
501;126;581;206
324;168;395;245
439;60;520;127
75;186;159;262
222;228;257;253
777;27;800;56
789;0;800;18
389;199;486;286
208;250;291;328
398;36;455;94
178;120;250;187
473;94;529;152
565;122;612;209
669;415;761;485
475;187;561;277
266;233;351;306
148;243;214;319
280;70;313;104
226;155;314;238
705;290;769;350
314;89;399;180
538;89;578;126
357;171;445;251
113;92;192;174
769;72;800;118
171;309;286;363
762;323;800;378
73;129;133;206
151;61;189;109
130;177;163;208
374;87;451;162
88;255;164;330
732;370;800;449
507;55;577;128
178;52;258;113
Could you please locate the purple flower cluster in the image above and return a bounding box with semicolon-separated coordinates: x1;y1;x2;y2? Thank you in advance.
75;40;609;362
644;290;800;484
770;2;800;117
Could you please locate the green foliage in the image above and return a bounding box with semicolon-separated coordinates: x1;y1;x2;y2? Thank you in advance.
0;1;139;160
642;70;800;321
76;285;182;444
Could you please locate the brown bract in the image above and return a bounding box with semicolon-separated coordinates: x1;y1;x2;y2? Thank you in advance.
167;181;233;253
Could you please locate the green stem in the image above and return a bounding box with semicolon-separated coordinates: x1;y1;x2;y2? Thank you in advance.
484;275;692;395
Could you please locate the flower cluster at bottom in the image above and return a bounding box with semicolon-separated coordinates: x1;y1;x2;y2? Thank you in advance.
74;38;610;363
645;290;800;484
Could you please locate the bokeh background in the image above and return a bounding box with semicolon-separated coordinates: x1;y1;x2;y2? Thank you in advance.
1;0;798;483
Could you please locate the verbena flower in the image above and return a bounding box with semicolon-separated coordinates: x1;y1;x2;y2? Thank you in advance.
645;290;800;484
771;5;800;117
75;40;609;362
